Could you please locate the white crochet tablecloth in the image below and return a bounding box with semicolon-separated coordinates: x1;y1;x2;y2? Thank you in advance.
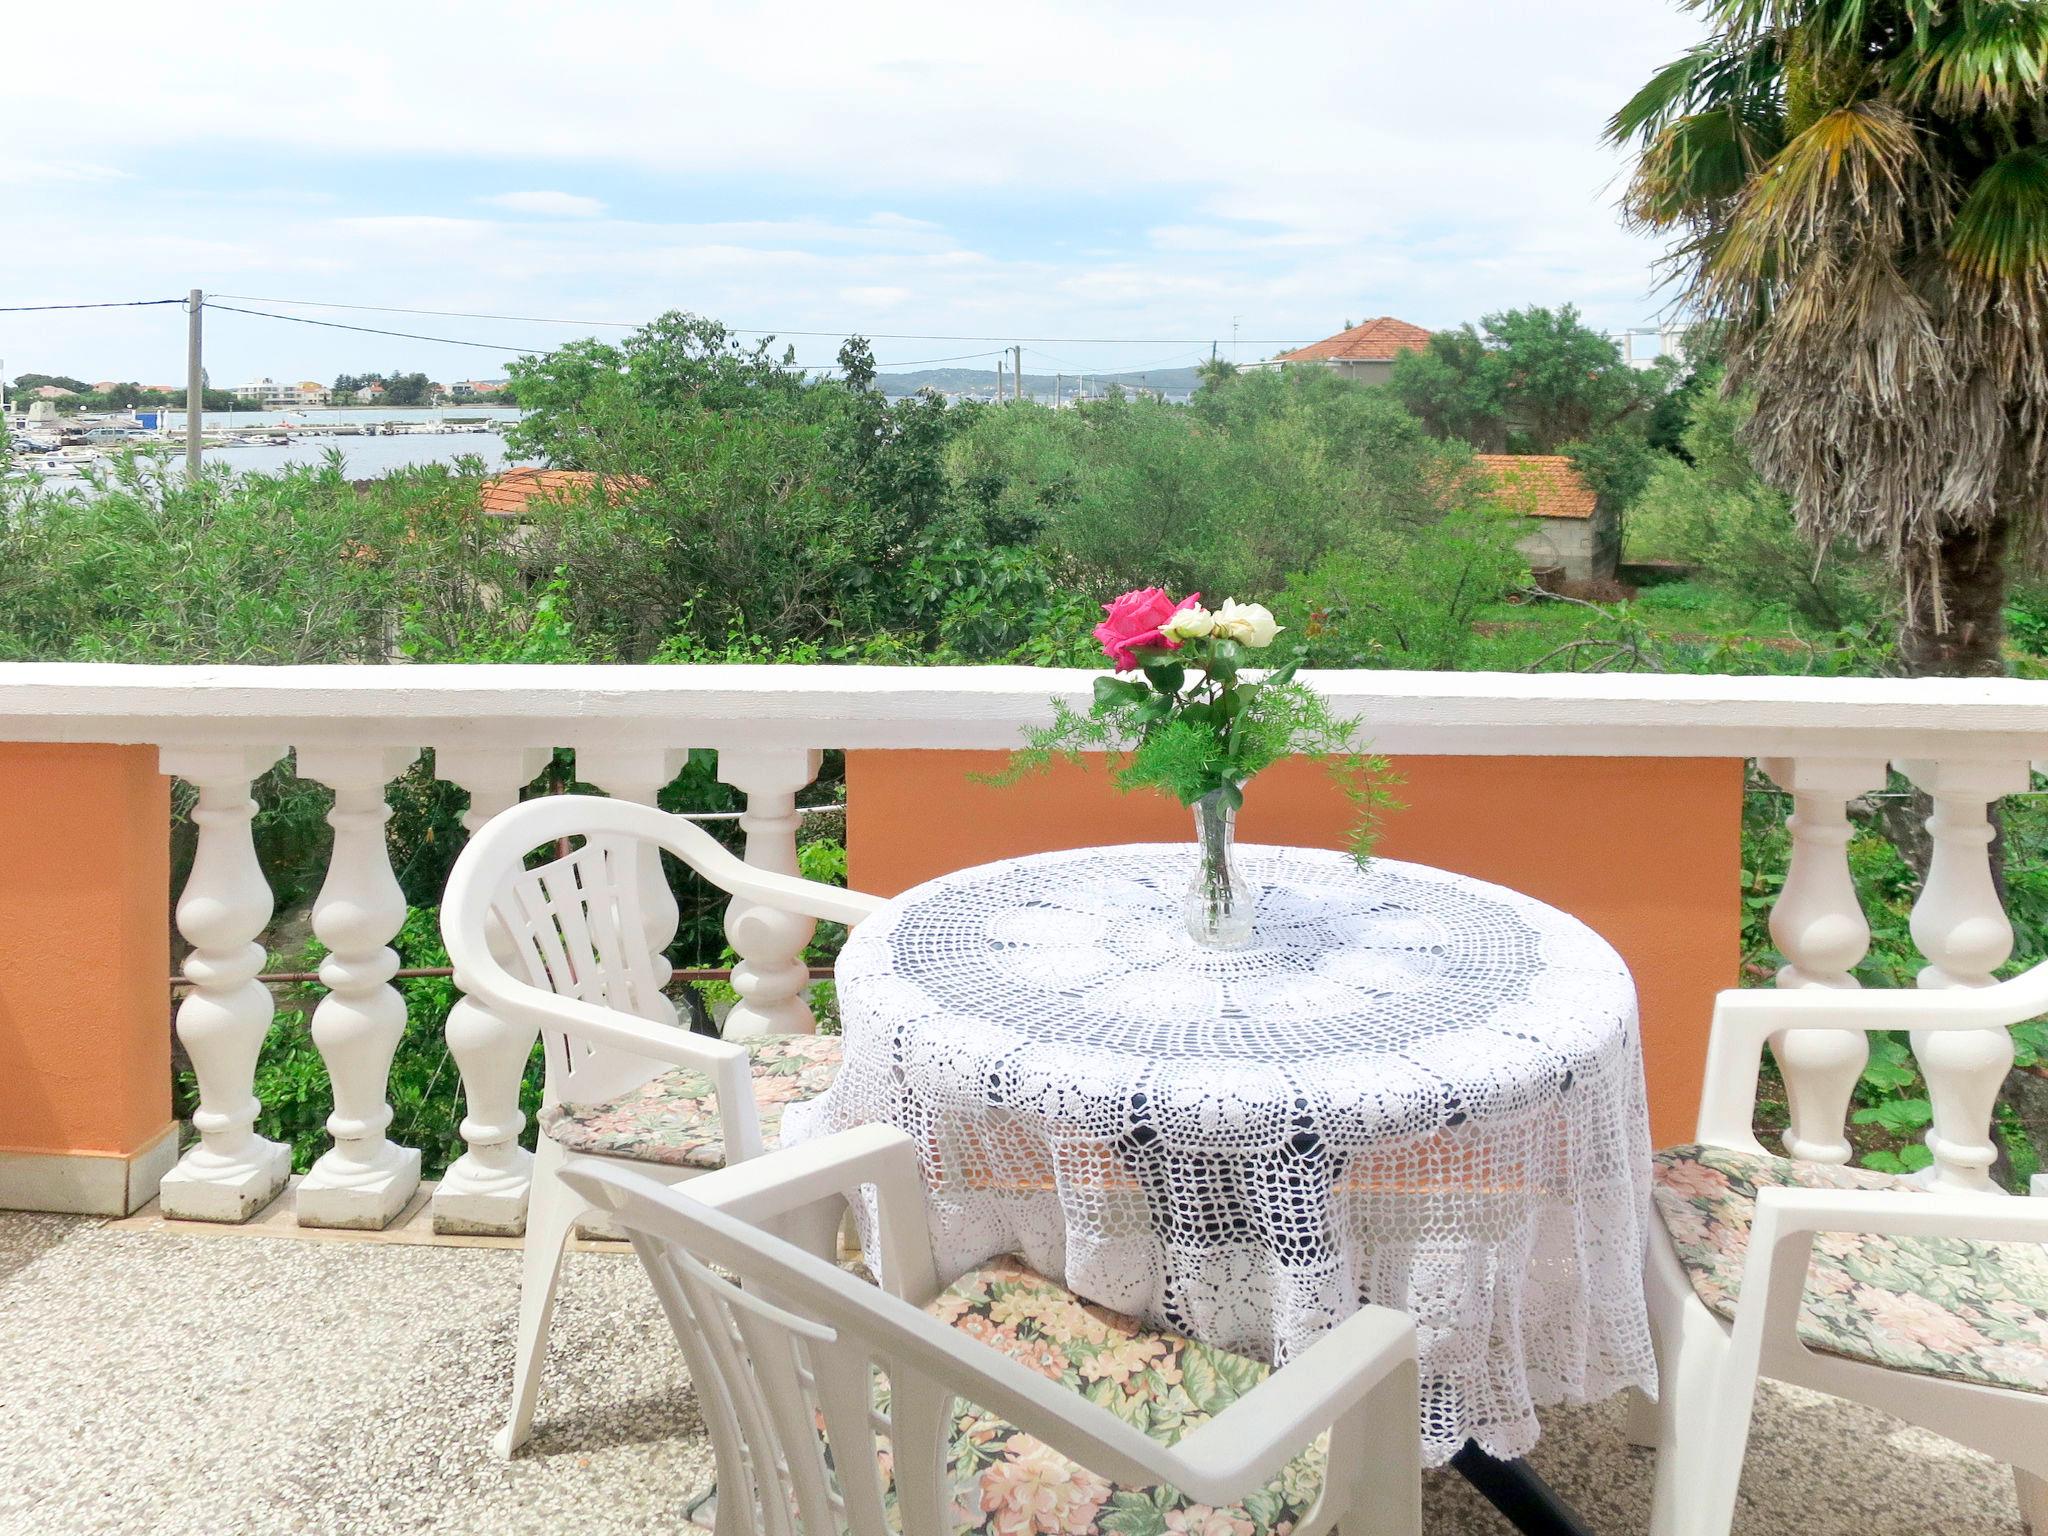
785;843;1656;1463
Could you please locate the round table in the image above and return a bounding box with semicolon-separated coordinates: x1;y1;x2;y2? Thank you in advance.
786;843;1657;1465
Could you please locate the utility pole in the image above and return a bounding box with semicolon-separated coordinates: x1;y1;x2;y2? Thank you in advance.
1013;344;1023;402
1055;373;1062;410
995;355;1004;402
185;288;204;481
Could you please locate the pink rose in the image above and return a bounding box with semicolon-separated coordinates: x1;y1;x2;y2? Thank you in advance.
1093;588;1202;671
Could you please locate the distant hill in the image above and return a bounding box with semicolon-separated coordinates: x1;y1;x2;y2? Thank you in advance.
877;365;1205;398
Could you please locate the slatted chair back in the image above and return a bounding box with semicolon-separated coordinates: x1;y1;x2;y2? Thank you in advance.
491;831;674;1107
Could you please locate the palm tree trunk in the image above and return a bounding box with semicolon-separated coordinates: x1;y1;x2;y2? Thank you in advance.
1883;520;2012;881
1896;519;2011;678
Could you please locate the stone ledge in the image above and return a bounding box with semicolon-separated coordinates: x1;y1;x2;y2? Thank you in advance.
0;1124;179;1216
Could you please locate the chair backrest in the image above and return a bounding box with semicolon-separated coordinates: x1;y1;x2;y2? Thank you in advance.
1698;975;2048;1193
445;794;881;1111
557;1155;1219;1536
487;830;677;1106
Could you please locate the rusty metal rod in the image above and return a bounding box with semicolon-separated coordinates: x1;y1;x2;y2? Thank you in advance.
168;964;835;990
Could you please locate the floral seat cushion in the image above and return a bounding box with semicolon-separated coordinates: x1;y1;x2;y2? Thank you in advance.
904;1256;1324;1536
1652;1143;2048;1396
538;1033;840;1170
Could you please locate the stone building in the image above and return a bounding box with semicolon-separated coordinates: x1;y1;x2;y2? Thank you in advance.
1475;453;1616;582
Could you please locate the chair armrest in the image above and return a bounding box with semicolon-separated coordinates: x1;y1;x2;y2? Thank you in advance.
1752;1184;2048;1246
669;1125;942;1304
458;976;763;1155
1166;1305;1419;1499
460;972;745;1073
1726;1185;2048;1388
878;1297;1419;1511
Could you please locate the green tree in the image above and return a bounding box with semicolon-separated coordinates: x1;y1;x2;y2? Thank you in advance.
953;366;1471;601
1632;372;1890;633
504;311;806;464
1610;0;2048;675
1389;306;1674;454
1281;507;1533;670
0;453;521;663
381;371;433;408
1384;328;1512;449
10;372;90;395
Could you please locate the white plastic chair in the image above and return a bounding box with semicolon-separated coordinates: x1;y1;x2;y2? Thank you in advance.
1641;976;2048;1536
559;1124;1424;1536
442;792;884;1457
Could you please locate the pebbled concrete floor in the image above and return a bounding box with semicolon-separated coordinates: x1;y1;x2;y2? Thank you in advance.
0;1210;2026;1536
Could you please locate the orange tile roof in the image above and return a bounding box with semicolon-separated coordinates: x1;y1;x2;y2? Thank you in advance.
1474;454;1597;520
478;468;645;518
1274;316;1434;364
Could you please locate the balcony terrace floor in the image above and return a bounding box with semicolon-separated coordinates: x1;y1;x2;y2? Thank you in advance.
0;1209;2027;1536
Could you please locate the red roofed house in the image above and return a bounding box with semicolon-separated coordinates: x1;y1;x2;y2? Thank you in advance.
1259;316;1434;386
1474;453;1617;582
478;468;646;520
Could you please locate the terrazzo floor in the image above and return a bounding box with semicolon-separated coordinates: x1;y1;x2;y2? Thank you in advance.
0;1209;2027;1535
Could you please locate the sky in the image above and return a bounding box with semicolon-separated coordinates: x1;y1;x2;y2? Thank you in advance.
1;0;1703;388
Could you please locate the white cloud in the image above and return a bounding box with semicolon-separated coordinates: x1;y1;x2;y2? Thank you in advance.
0;158;131;186
477;190;607;218
0;0;1707;379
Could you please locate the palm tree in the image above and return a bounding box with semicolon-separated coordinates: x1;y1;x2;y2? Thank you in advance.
1609;1;2048;675
1195;356;1240;391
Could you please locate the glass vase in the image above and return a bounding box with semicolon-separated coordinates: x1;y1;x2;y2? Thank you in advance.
1183;787;1255;949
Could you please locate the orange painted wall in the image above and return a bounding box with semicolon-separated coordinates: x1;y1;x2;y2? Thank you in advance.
0;745;171;1157
846;752;1744;1148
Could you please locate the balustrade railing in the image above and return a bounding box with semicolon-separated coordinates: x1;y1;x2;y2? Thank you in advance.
2;663;2046;1228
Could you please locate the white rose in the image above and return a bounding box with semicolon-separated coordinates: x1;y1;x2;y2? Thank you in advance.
1159;604;1215;641
1212;598;1281;649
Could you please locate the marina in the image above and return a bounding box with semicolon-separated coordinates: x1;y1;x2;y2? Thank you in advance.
3;406;527;481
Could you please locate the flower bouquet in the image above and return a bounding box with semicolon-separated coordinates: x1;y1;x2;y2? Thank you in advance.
1003;586;1395;949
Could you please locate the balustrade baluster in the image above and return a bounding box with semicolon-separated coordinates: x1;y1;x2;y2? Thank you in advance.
578;745;689;1029
717;747;822;1039
1898;758;2031;1193
158;745;292;1222
430;746;550;1236
294;746;423;1229
1758;757;1886;1165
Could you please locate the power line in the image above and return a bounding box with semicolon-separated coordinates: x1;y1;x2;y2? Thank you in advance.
205;303;1008;373
208;293;1309;346
0;297;186;313
210;293;642;330
203;302;543;353
795;348;1009;371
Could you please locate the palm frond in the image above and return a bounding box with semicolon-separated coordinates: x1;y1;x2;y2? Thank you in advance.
1698;0;1945;47
1624;108;1780;227
1717;102;1921;278
1896;0;2048;115
1608;43;1723;143
1948;146;2048;281
1609;33;1785;145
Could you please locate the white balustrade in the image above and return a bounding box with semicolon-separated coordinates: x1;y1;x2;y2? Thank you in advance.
430;746;550;1236
158;745;292;1222
717;747;823;1038
1898;758;2031;1192
294;745;424;1229
577;745;690;1029
17;666;2048;1226
1758;757;1886;1164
